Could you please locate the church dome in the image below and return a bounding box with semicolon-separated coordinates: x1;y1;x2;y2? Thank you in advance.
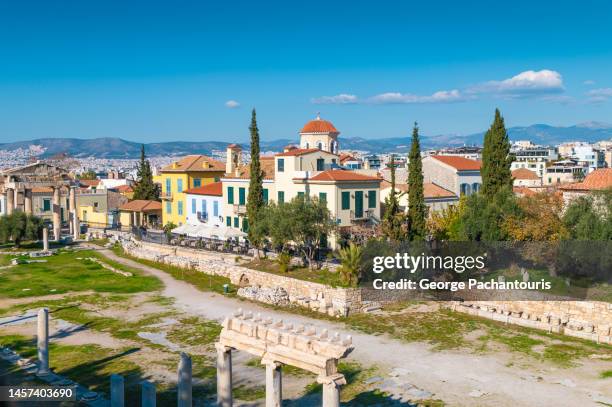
300;115;339;134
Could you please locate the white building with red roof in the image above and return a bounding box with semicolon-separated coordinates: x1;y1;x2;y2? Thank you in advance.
559;168;612;204
219;116;382;245
184;181;225;228
422;155;482;196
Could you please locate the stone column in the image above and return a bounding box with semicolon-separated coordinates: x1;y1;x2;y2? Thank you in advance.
141;380;156;407
110;374;124;407
24;189;33;215
37;308;50;376
132;211;137;227
68;187;76;235
73;210;80;240
318;374;346;407
14;188;20;211
265;361;282;407
6;189;14;215
215;343;233;407
43;227;49;251
52;187;61;241
177;352;192;407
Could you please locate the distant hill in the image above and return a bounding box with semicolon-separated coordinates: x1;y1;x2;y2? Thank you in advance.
1;123;611;157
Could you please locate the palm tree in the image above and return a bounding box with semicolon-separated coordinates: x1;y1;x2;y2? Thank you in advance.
337;243;363;287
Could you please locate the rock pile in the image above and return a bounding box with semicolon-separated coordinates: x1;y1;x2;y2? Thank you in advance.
237;286;290;306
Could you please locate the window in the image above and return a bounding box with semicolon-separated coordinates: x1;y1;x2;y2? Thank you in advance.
43;199;51;212
192;199;196;214
177;179;183;193
277;191;285;203
368;190;376;208
201;199;207;215
471;183;480;194
166;201;172;214
277;158;285;172
263;188;269;203
319;192;327;203
226;216;231;226
316;158;325;171
341;191;350;210
165;178;171;194
242;218;249;232
193;178;202;188
213;200;219;217
239;187;246;205
178;201;183;215
234;217;239;228
297;191;305;199
227;186;234;204
460;183;471;195
317;142;322;150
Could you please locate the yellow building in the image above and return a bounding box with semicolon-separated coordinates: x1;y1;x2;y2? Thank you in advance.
159;155;225;226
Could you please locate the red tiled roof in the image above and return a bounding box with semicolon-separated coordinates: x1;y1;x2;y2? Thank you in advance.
308;169;381;182
380;181;456;199
224;157;275;180
119;200;162;212
300;117;339;133
512;168;540;180
184;181;223;196
513;186;538;197
79;179;100;187
560;168;612;191
161;155;225;173
275;148;321;157
116;185;134;193
431;155;482;171
227;144;242;149
339;153;357;163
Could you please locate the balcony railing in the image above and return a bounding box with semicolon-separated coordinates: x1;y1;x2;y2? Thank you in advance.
350;209;374;221
160;193;173;200
233;204;247;214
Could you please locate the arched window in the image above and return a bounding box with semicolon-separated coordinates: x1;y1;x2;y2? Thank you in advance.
317;142;322;150
472;183;480;193
460;183;471;195
305;142;309;149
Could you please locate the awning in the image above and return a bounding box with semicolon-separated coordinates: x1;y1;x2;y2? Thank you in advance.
171;223;247;240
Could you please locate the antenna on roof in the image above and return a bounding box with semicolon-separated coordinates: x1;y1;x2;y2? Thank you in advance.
316;112;321;120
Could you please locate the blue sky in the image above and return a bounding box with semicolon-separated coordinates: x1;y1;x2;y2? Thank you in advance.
1;0;611;143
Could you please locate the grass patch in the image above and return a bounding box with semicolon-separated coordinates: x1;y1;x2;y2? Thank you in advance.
600;370;612;379
233;384;265;401
111;245;235;296
166;316;221;348
0;249;161;298
242;258;347;287
542;344;591;367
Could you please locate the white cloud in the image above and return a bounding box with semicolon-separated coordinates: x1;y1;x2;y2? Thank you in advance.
586;88;612;103
583;80;596;86
225;100;240;108
469;69;564;97
311;94;358;104
369;89;468;104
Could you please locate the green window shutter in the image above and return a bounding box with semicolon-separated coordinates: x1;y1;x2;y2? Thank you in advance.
277;159;284;172
227;186;234;204
368;190;376;208
263;188;269;203
277;191;284;203
341;191;350;210
226;216;231;226
233;217;239;228
319;192;327;203
193;178;201;187
43;199;51;212
239;187;246;205
166;201;172;214
242;218;249;232
297;191;305;199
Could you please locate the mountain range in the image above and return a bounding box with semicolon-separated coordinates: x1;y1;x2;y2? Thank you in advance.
1;122;611;158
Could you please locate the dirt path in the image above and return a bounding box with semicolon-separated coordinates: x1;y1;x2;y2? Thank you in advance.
90;245;612;407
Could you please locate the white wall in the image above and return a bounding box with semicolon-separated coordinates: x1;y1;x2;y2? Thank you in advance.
185;193;224;227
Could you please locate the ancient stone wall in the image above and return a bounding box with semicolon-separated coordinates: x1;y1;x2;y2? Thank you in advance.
449;300;612;345
122;240;362;316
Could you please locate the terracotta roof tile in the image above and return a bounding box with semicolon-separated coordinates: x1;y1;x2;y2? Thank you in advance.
512;168;540;180
300;117;339;133
275;148;321;157
161;155;225;173
513;186;538;196
115;185;134;193
381;181;456;199
79;179;100;187
119;200;162;212
308;169;381;182
560;168;612;191
184;181;223;196
225;157;275;180
431;155;482;171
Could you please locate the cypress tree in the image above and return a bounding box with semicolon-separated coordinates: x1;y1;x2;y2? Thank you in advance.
408;122;427;240
133;144;160;201
246;109;265;254
481;109;513;198
382;155;405;241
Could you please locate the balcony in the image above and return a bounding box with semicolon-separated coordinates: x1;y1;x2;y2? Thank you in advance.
160;193;173;200
350;209;374;221
233;204;247;214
